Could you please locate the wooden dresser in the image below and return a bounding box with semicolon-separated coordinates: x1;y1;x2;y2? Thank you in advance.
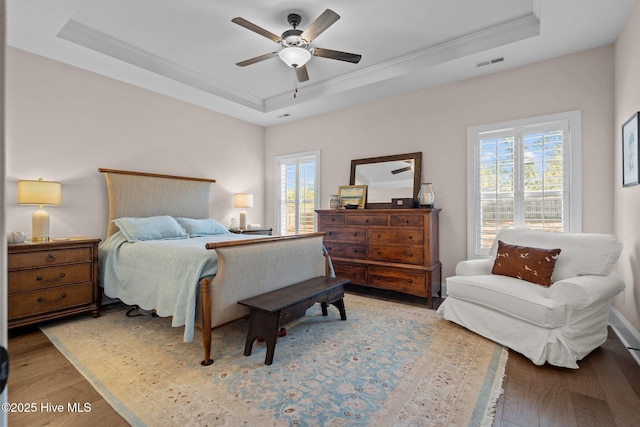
8;238;101;329
316;209;441;308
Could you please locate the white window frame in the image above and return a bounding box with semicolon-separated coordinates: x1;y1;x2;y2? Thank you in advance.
274;150;320;235
467;110;582;259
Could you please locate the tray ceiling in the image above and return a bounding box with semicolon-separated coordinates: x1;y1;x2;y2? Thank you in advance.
7;0;636;126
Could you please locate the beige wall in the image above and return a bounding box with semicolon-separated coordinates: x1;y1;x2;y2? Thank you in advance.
614;2;640;333
265;45;615;281
5;48;265;241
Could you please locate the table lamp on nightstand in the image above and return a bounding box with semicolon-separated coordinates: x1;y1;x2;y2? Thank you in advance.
234;193;253;230
17;178;62;242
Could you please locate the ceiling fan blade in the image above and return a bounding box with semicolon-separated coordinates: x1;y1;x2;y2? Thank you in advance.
231;17;281;43
236;52;278;67
295;65;309;82
391;166;412;175
313;48;362;64
301;9;340;42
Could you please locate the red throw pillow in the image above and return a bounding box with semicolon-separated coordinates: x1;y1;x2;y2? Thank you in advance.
491;240;561;287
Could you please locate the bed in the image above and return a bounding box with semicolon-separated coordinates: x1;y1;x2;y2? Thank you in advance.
97;168;328;365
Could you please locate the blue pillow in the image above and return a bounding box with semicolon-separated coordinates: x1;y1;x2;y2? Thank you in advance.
175;218;231;237
113;216;189;242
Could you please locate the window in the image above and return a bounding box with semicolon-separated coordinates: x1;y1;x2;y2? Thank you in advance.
467;111;582;258
275;150;320;235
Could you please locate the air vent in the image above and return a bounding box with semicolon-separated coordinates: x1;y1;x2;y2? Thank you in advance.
476;56;505;68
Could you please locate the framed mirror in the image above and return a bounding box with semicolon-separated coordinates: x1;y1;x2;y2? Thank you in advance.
350;152;422;209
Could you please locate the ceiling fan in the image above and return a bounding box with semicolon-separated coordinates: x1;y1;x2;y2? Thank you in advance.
232;9;362;85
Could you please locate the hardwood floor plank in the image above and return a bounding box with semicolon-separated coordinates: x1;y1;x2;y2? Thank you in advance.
592;348;640;427
497;352;540;427
570;391;616;427
535;365;577;427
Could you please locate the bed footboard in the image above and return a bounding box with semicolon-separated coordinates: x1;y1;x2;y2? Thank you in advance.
199;232;327;365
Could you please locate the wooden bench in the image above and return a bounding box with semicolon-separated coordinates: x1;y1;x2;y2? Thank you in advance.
237;276;350;365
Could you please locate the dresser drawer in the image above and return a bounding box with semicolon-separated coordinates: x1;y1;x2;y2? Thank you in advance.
368;229;424;245
322;227;366;243
318;214;346;226
324;242;367;259
8;247;93;269
332;262;366;285
346;215;388;226
8;282;94;320
390;215;424;228
369;245;424;265
367;266;427;297
9;263;93;293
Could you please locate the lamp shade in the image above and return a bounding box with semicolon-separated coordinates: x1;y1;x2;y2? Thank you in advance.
234;193;254;209
278;47;312;68
17;178;61;205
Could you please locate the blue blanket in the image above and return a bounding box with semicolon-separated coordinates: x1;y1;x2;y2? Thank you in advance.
99;232;256;342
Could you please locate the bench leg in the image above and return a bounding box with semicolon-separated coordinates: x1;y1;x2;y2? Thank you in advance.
332;299;347;321
321;302;329;316
320;299;347;321
244;310;281;365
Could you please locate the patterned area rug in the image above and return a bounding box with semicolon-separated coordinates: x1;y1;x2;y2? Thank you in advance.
41;294;507;426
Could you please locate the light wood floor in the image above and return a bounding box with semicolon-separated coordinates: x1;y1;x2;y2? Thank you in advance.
6;290;640;426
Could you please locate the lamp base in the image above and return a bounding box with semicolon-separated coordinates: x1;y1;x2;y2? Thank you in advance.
32;206;50;242
239;211;248;230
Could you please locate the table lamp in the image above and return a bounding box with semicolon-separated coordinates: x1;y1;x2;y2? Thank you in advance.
17;178;62;242
234;193;253;230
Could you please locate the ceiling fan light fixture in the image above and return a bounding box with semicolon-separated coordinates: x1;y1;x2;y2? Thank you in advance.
278;46;312;68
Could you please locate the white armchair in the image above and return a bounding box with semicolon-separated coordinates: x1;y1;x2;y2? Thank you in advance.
437;228;625;369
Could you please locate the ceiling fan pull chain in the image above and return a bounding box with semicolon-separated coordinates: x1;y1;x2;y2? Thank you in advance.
294;70;298;98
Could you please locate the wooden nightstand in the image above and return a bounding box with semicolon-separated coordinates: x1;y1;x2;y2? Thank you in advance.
8;238;101;329
230;228;273;236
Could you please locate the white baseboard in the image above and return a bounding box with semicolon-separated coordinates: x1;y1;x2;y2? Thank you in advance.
609;307;640;367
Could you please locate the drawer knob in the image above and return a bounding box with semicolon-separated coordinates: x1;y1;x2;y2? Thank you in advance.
353;232;358;236
365;219;369;223
36;272;66;283
408;279;413;284
375;275;381;280
37;293;67;304
353;248;358;253
47;253;56;262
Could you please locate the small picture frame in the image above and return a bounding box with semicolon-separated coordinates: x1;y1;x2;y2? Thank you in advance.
338;185;367;209
623;112;639;187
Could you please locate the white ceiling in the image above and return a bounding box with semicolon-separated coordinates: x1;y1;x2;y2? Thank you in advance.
7;0;637;127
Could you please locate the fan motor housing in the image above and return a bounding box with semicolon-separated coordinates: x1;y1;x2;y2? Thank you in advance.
281;29;306;47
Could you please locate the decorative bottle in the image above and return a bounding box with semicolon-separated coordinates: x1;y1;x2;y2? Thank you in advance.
329;194;340;209
418;183;435;207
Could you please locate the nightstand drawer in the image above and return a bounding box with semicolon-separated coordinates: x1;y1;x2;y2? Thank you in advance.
8;263;92;293
8;282;94;320
8;247;93;269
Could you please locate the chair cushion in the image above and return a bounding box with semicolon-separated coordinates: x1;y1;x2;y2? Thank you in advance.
489;228;623;282
446;274;566;328
492;240;561;286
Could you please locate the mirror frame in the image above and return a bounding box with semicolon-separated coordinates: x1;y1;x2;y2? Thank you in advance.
350;152;422;209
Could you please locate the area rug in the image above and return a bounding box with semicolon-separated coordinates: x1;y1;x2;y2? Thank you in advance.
41;294;507;426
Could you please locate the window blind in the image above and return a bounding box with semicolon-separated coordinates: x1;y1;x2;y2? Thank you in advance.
470;114;577;257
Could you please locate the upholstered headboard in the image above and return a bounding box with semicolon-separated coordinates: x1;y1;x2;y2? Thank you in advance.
99;168;216;238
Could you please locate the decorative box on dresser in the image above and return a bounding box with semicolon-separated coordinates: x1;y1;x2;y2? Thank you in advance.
316;209;441;308
8;238;101;329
